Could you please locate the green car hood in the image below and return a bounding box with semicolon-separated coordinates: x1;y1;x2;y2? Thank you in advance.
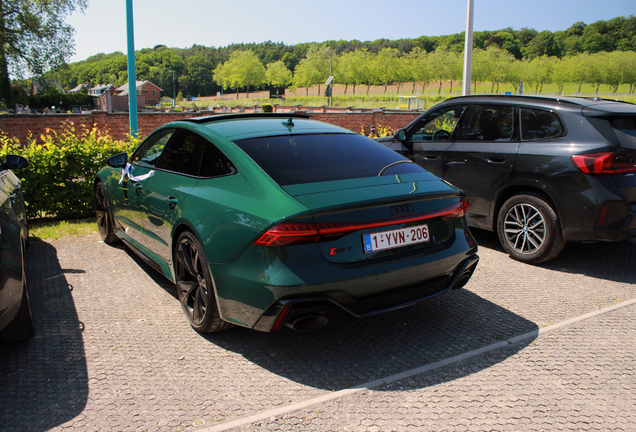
282;172;460;210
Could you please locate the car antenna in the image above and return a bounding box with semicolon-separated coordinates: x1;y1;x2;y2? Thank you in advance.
282;118;294;132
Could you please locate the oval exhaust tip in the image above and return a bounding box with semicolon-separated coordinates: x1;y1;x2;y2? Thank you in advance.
453;273;472;290
286;314;329;331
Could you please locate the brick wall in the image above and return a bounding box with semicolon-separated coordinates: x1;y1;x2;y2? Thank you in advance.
0;107;422;144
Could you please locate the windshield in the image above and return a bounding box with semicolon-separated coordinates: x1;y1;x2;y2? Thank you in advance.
234;133;425;186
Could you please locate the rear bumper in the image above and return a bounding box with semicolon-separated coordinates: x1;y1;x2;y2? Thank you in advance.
252;254;479;332
559;173;636;243
212;224;478;330
563;200;636;242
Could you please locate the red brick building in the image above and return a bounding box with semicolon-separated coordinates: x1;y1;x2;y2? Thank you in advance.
115;81;162;107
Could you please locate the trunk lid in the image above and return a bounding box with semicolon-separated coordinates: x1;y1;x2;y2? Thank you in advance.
282;173;467;264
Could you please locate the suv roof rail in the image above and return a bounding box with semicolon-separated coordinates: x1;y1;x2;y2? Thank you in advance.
179;113;310;124
580;96;635;105
443;94;584;107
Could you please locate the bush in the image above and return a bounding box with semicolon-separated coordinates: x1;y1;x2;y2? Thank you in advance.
262;103;273;112
0;123;139;219
362;124;395;139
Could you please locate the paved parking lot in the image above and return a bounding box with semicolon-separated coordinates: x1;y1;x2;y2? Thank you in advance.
1;229;635;431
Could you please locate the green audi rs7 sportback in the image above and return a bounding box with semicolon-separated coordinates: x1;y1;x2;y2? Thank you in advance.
95;114;478;333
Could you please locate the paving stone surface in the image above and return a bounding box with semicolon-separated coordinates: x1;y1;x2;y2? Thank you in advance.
0;229;634;431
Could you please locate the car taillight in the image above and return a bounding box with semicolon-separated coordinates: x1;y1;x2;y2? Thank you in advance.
253;198;469;247
252;222;320;246
571;152;636;175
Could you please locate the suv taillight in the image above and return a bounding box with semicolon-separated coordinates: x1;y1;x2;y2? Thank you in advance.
571;152;636;175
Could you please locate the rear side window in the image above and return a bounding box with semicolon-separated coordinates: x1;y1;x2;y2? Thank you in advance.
235;133;424;186
462;105;514;141
200;143;236;178
609;116;636;149
154;130;205;176
521;108;564;140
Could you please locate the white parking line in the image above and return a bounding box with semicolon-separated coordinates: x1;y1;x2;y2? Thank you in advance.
200;298;636;432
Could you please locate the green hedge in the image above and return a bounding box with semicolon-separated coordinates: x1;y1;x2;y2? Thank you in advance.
0;123;139;219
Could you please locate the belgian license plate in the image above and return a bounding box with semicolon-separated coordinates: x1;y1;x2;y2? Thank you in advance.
363;224;430;253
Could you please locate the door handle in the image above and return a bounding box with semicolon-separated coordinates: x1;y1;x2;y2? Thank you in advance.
166;196;178;209
487;157;506;163
423;155;438;160
134;183;144;195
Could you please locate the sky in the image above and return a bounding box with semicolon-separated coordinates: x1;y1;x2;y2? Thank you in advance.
66;0;636;63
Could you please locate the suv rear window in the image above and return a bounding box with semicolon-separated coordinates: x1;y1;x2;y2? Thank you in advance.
235;133;425;186
521;108;564;140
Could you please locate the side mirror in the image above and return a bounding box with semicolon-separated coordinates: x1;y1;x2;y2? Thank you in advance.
394;129;407;141
107;153;128;168
5;154;29;170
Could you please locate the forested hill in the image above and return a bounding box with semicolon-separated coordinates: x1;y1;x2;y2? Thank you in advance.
52;15;636;97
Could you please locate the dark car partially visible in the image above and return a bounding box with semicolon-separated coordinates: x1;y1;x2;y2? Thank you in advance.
0;154;33;343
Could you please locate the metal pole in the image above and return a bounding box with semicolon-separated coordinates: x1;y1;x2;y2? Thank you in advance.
329;51;333;107
462;0;474;96
126;0;138;137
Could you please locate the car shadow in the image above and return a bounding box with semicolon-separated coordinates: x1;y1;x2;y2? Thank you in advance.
203;290;538;390
0;241;88;432
471;227;636;284
121;245;538;391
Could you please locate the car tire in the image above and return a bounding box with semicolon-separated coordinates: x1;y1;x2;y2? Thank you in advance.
0;279;34;343
174;231;231;333
95;182;119;244
497;193;565;264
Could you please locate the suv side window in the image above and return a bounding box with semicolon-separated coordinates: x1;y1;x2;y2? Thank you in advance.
409;105;467;141
154;130;205;176
521;108;564;140
462;105;514;141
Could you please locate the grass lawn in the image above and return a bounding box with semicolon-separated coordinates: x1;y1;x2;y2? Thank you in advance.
29;218;98;241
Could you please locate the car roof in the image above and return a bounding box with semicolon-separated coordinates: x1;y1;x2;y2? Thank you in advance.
176;113;355;140
439;95;636;113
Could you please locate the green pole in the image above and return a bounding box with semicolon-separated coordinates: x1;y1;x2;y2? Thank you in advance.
126;0;138;137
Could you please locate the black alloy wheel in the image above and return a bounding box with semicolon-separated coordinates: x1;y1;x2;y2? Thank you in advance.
174;231;231;333
95;182;119;244
497;193;565;264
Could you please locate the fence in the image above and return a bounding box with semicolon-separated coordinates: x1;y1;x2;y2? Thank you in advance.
0;105;422;145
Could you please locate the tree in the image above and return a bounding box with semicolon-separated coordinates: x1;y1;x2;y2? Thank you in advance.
181;55;214;97
335;49;372;94
428;49;461;94
291;45;330;96
526;55;557;93
481;47;515;92
0;0;87;107
523;30;562;59
214;50;265;99
407;47;432;92
265;60;292;89
372;48;403;92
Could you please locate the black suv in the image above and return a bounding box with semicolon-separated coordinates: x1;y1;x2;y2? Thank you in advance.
379;95;636;263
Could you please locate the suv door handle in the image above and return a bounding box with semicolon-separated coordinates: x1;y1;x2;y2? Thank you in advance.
166;196;178;209
423;154;438;160
487;157;506;163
